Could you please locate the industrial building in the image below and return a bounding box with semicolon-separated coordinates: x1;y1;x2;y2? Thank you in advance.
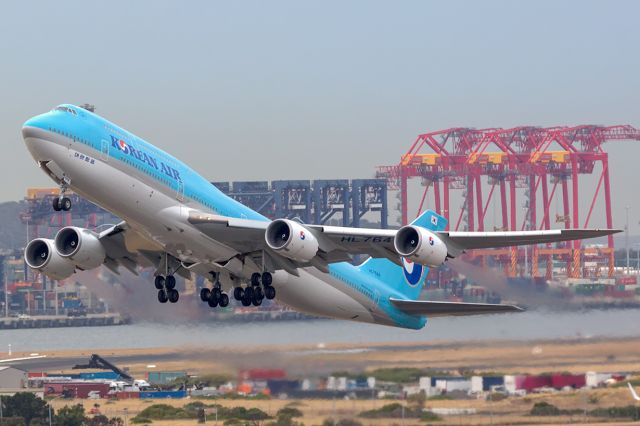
0;366;27;391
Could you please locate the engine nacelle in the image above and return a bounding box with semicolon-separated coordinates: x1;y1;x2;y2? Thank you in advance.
265;219;319;262
54;227;106;270
24;238;75;280
394;225;448;267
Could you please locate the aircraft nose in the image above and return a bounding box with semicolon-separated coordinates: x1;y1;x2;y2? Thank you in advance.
22;114;49;140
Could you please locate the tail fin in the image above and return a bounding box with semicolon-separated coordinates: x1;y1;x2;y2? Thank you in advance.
358;210;448;301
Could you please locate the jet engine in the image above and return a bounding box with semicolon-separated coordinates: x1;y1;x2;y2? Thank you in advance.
394;225;448;267
54;227;106;270
24;238;75;280
265;219;319;262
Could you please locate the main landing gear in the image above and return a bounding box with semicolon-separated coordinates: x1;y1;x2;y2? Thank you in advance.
155;275;179;304
52;183;71;212
232;272;276;307
200;280;230;308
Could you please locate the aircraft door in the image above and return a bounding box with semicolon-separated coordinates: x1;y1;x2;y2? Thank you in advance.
177;180;184;202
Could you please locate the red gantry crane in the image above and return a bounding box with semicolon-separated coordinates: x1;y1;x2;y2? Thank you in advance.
377;125;640;279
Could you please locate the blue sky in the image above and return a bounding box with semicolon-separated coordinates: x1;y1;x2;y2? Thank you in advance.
1;1;639;230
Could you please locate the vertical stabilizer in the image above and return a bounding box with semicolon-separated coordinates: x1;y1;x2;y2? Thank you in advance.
358;210;448;300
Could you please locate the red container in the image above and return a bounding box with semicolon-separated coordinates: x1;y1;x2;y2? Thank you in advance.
45;382;111;398
517;375;552;390
617;276;637;285
28;372;47;378
551;374;586;389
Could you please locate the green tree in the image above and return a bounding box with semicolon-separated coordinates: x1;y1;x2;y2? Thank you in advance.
2;393;49;425
54;404;87;426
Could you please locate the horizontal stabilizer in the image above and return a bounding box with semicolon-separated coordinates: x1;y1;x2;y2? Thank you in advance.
389;297;523;317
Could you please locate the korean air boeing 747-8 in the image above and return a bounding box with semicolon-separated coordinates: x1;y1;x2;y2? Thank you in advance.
21;105;620;329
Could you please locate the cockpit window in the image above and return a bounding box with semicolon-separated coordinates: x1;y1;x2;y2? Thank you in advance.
54;106;77;115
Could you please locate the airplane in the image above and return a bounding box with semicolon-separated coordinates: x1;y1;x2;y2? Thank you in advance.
20;104;620;329
630;382;640;401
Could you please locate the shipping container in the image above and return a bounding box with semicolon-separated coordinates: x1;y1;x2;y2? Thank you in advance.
139;390;187;399
79;372;120;380
45;382;111;398
518;375;552;391
551;374;585;389
267;379;300;396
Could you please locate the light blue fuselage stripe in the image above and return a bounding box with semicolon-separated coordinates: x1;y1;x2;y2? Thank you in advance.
26;105;425;329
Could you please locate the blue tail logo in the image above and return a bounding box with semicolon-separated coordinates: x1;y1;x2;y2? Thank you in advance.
402;258;424;286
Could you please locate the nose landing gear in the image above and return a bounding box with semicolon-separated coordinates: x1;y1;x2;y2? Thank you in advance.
52;182;72;212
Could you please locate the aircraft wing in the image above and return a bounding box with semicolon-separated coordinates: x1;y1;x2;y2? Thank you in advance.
96;222;161;275
187;210;619;272
389;297;523;317
437;229;617;257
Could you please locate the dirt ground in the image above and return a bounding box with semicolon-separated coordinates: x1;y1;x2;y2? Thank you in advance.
34;335;640;425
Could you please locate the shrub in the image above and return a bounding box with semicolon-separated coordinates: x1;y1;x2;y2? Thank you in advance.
359;403;421;419
530;402;561;416
135;404;191;420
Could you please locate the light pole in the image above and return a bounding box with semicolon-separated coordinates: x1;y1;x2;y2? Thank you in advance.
625;206;630;273
48;394;63;426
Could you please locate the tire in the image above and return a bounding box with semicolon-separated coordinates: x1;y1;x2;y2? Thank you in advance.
62;197;72;211
251;293;263;306
154;276;165;290
211;288;222;301
241;295;251;307
168;289;179;303
208;295;218;307
265;286;276;300
200;288;211;302
157;289;168;303
250;272;261;286
261;272;273;287
165;275;176;290
253;286;264;300
219;293;229;307
233;287;243;300
52;198;61;212
244;286;254;300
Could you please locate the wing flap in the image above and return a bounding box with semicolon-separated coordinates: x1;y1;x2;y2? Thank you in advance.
390;297;523;317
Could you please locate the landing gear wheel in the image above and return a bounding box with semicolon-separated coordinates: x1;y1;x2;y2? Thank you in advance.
165;275;176;290
250;272;261;286
157;289;168;303
233;287;244;301
200;288;211;302
52;198;62;212
208;294;219;307
219;293;229;307
251;292;263;306
261;272;273;287
244;286;254;300
211;288;222;301
168;289;179;303
253;286;264;300
154;276;165;290
61;197;72;211
265;286;276;300
241;291;252;307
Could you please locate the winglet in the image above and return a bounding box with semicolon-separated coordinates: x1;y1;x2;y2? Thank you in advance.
629;382;640;401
